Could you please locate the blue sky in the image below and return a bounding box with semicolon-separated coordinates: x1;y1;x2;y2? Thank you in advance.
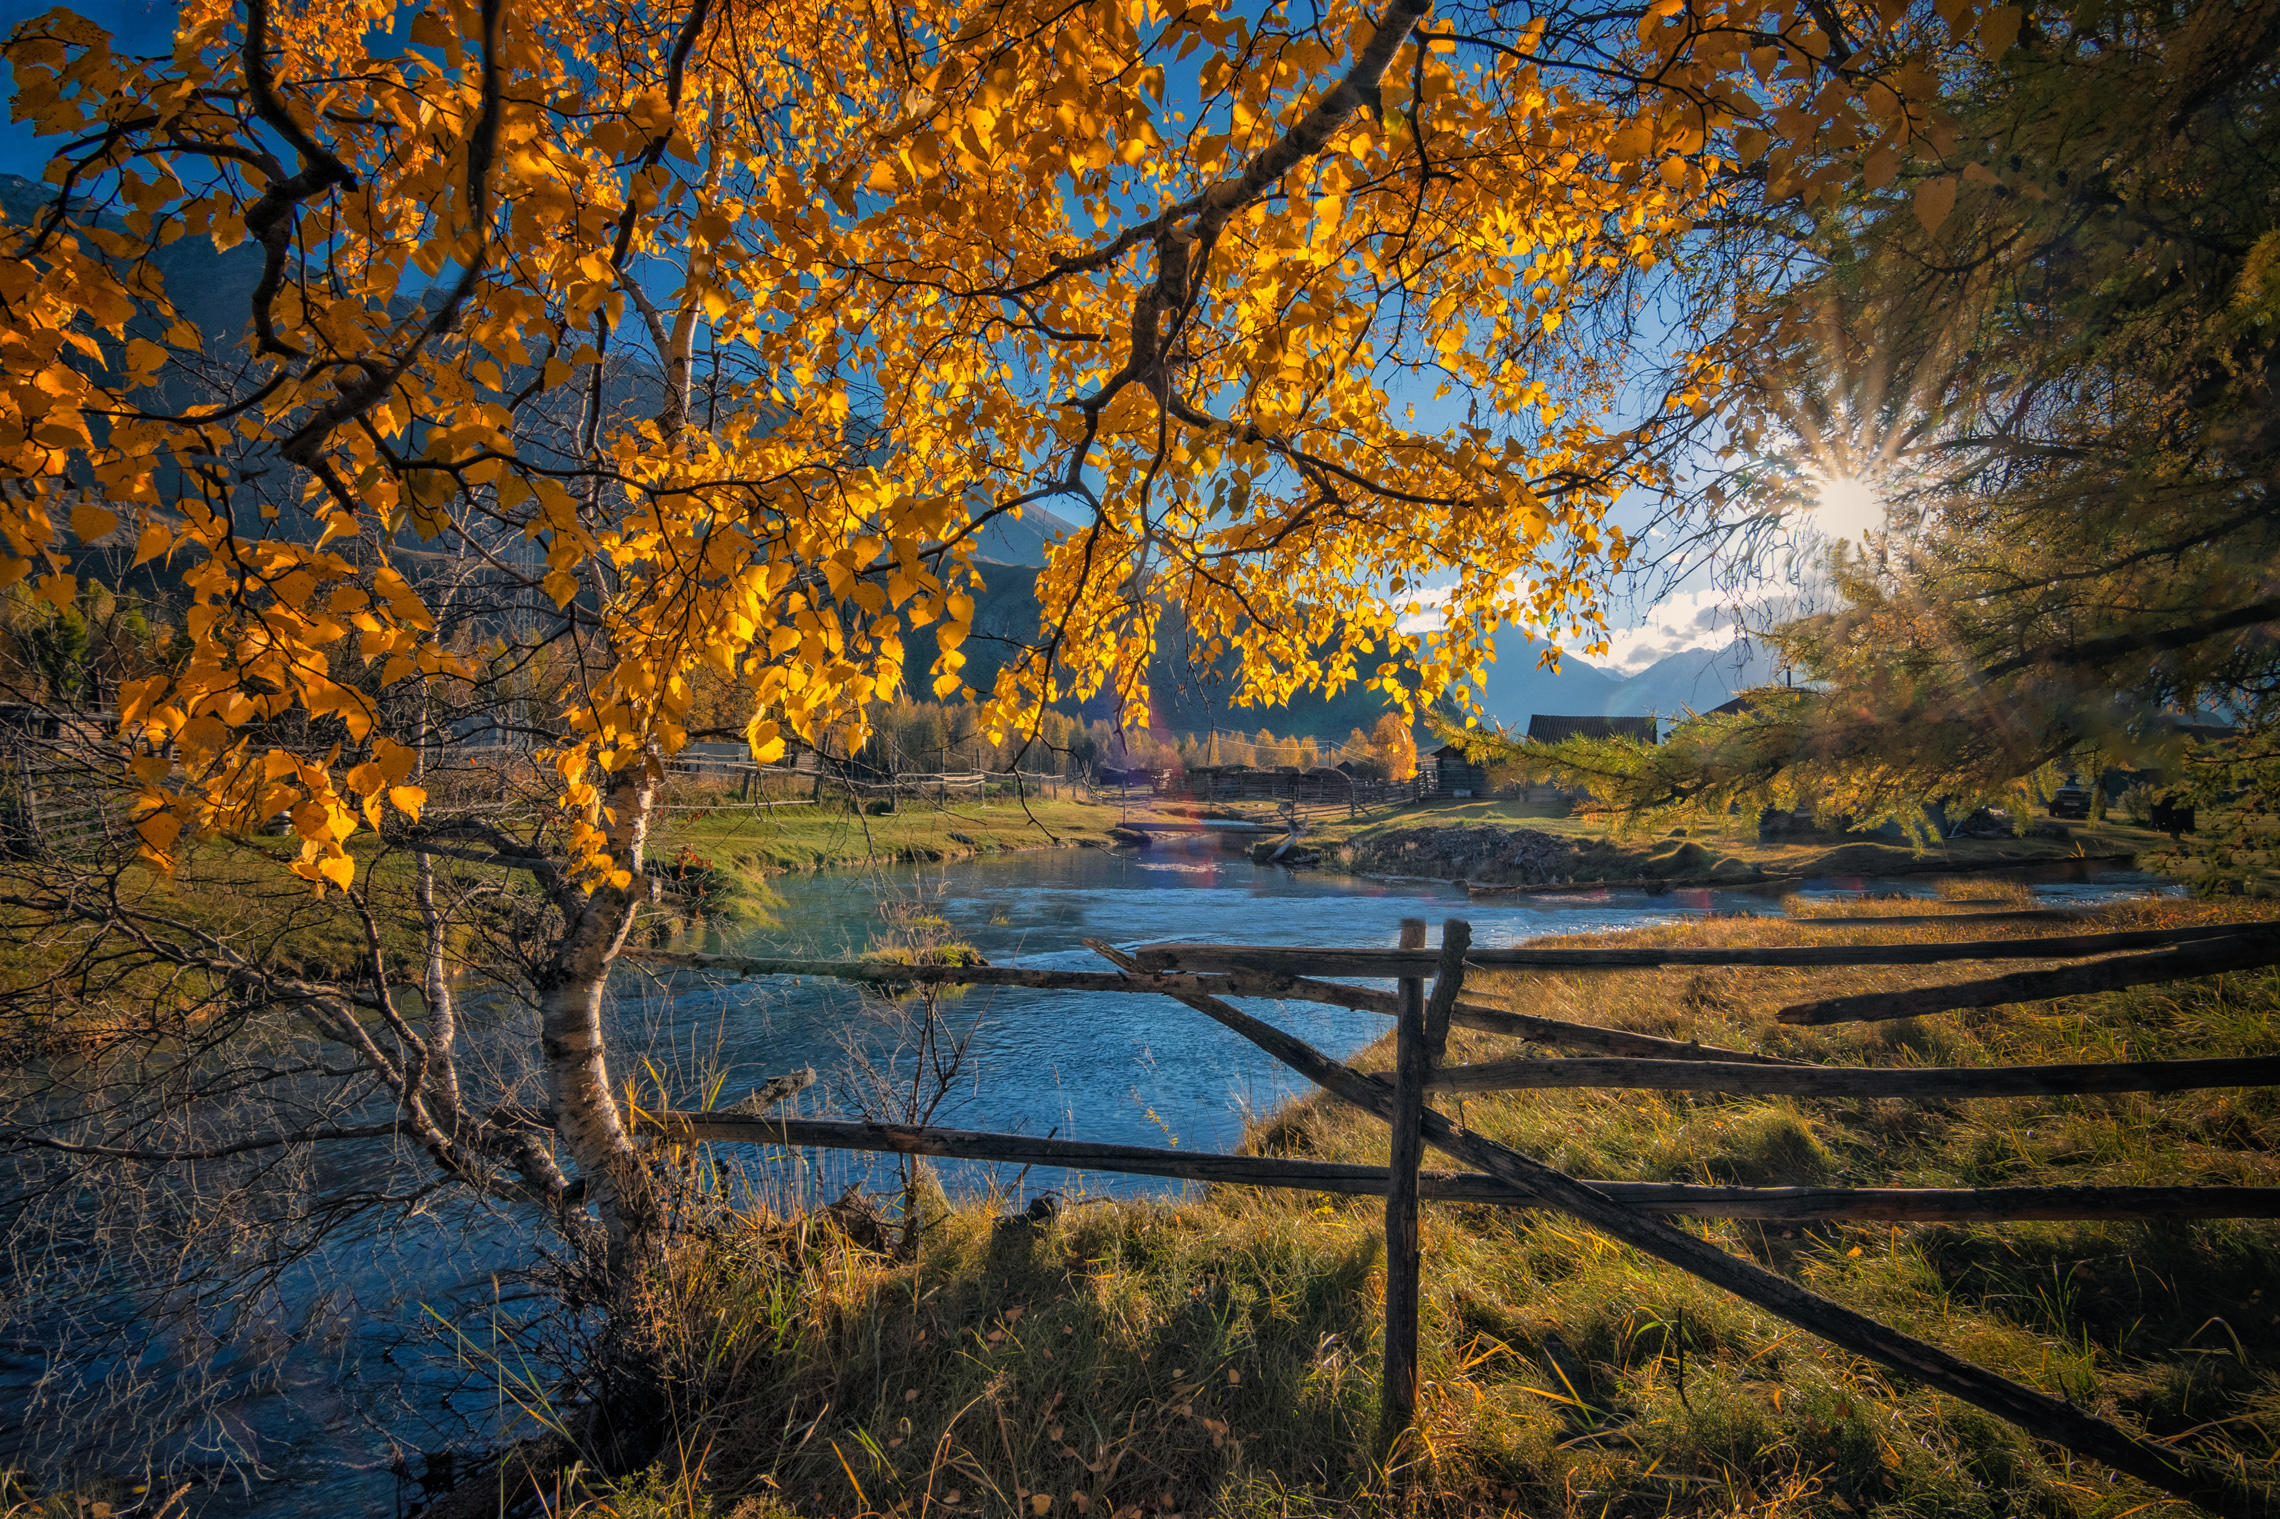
1;0;176;177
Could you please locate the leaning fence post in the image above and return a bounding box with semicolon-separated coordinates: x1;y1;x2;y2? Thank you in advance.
1381;917;1430;1476
1423;920;1472;1065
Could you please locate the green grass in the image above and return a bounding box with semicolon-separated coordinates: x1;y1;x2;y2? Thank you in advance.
572;893;2279;1519
652;788;1136;878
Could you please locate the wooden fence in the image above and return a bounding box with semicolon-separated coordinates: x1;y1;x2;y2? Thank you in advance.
666;749;1094;805
3;734;132;861
630;914;2280;1516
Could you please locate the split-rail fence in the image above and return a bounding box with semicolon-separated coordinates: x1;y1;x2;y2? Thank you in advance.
627;912;2280;1516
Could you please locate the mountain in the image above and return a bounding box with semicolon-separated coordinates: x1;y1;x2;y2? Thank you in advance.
3;172;265;354
1470;632;1789;735
956;565;1421;736
969;504;1081;566
1604;640;1785;720
1473;629;1631;733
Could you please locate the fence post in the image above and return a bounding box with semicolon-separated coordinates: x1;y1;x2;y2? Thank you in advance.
1423;920;1472;1063
1381;917;1430;1479
1382;918;1473;1490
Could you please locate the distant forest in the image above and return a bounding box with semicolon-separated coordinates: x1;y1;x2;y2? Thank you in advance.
851;698;1423;781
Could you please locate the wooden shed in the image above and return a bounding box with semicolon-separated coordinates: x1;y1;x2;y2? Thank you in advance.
1428;743;1488;799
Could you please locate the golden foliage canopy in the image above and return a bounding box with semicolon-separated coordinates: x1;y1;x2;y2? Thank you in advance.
1;0;1973;885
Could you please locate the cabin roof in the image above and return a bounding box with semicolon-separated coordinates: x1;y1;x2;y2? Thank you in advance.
1525;714;1659;745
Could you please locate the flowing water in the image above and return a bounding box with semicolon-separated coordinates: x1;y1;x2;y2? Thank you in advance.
1;844;2170;1514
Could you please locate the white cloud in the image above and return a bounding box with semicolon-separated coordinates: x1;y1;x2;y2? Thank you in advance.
1597;588;1750;673
1390;571;1829;677
1394;589;1451;636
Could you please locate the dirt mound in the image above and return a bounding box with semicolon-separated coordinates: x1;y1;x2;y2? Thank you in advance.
1345;824;1582;884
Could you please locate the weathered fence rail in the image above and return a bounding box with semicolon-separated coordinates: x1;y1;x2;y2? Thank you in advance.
622;946;1794;1064
1781;933;2280;1024
1128;920;2277;975
633;912;2280;1515
651;1115;2280;1223
1425;1050;2280;1098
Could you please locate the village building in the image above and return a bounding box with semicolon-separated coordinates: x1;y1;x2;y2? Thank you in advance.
1523;714;1660;745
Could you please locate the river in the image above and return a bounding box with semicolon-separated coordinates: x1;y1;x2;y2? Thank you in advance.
1;845;2169;1515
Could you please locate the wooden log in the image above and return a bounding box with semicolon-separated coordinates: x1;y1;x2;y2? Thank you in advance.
1426;1052;2280;1098
643;1113;2280;1221
1129;921;2274;978
1381;919;1430;1467
1083;947;2263;1516
1117;818;1280;834
1780;934;2280;1025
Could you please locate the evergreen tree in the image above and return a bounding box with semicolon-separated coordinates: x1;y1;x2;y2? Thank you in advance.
1496;0;2280;871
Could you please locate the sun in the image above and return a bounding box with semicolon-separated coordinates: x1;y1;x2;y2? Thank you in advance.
1809;472;1886;542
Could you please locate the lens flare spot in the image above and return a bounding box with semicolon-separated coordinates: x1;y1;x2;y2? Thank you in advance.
1810;473;1885;541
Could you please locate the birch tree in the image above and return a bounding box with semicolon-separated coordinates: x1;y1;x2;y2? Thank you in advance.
0;0;1978;1481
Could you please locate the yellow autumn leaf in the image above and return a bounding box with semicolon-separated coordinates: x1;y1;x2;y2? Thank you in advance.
1979;4;2023;58
70;502;118;543
131;521;172;566
1913;176;1958;235
1;0;1959;908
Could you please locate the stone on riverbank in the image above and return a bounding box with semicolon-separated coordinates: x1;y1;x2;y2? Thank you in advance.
1344;824;1583;884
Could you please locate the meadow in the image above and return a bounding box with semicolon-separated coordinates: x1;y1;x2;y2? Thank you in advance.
563;885;2280;1519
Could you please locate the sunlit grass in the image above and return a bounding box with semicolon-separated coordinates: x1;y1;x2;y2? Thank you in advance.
575;895;2279;1518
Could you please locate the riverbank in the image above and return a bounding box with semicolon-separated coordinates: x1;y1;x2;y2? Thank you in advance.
651;793;1141;877
1239;799;2165;887
0;792;2171;1002
558;889;2278;1519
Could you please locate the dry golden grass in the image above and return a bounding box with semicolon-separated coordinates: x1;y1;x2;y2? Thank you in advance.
576;894;2279;1519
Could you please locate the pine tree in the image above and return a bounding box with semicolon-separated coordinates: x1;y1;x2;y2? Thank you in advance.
1503;0;2280;868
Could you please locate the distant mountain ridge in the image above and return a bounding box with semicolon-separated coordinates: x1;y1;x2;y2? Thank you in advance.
952;533;1787;738
1474;631;1785;735
970;504;1081;567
